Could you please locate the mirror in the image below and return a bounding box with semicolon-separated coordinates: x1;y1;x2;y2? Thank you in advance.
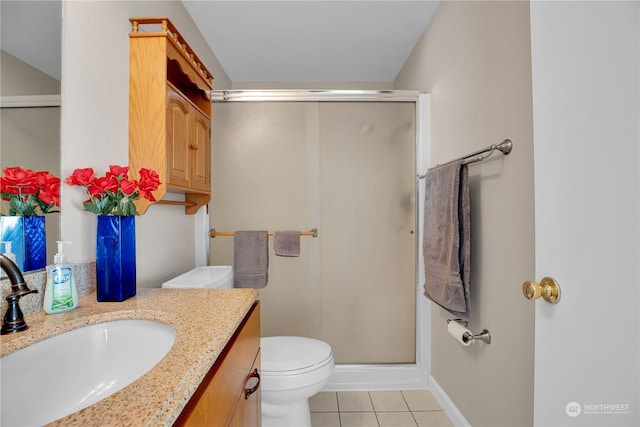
0;1;61;271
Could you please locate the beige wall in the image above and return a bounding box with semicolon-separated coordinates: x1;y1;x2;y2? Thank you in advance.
60;1;230;287
1;50;60;96
395;2;535;426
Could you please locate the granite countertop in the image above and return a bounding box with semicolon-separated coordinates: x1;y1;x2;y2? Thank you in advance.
0;287;258;426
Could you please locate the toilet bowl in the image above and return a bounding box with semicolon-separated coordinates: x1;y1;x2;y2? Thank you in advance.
162;268;334;426
260;336;335;427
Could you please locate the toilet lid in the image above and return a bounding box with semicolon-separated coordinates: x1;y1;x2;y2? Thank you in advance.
261;336;333;372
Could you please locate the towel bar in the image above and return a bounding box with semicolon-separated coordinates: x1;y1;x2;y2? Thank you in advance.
210;228;318;238
417;138;513;178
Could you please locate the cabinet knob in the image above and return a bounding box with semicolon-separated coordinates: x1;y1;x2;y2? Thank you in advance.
189;143;198;150
522;277;561;304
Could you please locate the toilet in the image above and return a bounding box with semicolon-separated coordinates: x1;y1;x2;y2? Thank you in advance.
162;266;335;427
161;265;234;290
260;336;334;427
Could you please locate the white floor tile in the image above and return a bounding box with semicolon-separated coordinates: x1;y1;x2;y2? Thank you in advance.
311;411;341;427
370;390;410;412
338;391;375;412
309;389;454;427
412;410;454;427
340;411;379;427
401;389;442;411
310;392;339;412
377;411;418;427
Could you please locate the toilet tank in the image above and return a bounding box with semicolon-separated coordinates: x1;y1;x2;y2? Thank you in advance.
161;266;233;290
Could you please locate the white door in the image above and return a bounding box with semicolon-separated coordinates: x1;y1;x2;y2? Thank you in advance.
530;2;639;426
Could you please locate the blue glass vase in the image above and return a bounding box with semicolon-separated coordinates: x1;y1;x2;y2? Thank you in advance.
0;216;46;272
96;215;136;302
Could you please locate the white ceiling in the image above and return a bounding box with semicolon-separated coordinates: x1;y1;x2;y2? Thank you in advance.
183;1;439;83
0;1;439;84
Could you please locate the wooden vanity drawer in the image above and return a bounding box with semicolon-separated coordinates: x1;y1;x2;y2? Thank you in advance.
175;301;261;427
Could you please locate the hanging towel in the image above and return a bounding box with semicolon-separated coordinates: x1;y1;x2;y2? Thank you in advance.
273;230;301;257
423;160;471;320
233;231;269;288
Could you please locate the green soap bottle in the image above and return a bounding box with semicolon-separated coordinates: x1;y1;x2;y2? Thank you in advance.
43;241;78;314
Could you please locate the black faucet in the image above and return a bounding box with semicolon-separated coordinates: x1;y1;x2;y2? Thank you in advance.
1;254;38;335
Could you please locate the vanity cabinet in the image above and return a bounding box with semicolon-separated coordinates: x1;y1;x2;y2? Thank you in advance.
128;17;214;215
175;301;261;427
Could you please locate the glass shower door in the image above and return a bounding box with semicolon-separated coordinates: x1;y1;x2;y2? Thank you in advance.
318;102;416;363
210;100;416;364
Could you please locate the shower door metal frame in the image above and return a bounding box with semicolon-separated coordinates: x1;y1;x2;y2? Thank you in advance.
211;90;431;390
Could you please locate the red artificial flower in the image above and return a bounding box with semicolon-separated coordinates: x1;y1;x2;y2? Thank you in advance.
1;167;61;215
65;168;96;186
137;168;161;202
87;176;118;198
64;165;160;215
38;181;61;206
138;168;160;189
2;167;32;184
0;177;22;196
119;179;138;196
34;171;60;190
1;167;37;195
138;188;157;202
107;165;129;180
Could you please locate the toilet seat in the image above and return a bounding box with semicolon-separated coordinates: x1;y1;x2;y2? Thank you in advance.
261;336;333;375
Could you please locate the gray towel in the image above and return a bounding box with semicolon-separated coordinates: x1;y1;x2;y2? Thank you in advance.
233;231;269;288
423;161;470;320
274;230;301;257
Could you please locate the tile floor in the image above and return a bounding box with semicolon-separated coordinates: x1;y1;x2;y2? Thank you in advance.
309;390;454;427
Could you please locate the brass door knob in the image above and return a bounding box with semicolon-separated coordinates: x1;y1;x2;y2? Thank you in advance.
522;277;561;304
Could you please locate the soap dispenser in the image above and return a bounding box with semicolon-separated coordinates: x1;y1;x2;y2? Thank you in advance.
0;241;17;279
43;241;78;314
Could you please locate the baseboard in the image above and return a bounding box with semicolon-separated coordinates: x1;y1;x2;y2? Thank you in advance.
323;363;429;391
427;375;471;427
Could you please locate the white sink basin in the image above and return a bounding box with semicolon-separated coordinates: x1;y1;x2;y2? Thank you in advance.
1;319;176;426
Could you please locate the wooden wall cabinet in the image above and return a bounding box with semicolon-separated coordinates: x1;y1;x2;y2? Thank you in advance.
166;83;211;193
128;17;214;214
175;302;262;427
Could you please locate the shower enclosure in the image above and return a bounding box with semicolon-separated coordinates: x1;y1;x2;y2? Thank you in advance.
209;91;429;387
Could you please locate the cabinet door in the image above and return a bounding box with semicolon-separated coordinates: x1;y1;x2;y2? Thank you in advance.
167;85;191;188
190;109;211;192
175;302;260;427
230;350;261;427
